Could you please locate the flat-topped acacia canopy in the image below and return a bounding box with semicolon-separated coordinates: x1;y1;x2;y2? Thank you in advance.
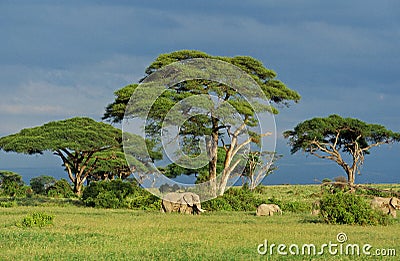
284;114;400;186
0;117;122;195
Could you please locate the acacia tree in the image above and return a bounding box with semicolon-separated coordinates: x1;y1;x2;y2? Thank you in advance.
104;50;300;195
0;171;25;197
0;117;122;196
284;114;400;186
241;152;281;190
86;150;131;183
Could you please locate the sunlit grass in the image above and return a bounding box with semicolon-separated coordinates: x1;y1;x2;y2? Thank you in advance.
1;184;399;260
1;204;399;260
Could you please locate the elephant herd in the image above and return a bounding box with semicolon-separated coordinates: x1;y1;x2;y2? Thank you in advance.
161;192;282;216
161;192;400;219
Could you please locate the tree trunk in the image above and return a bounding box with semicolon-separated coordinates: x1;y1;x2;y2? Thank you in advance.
346;168;356;193
73;180;83;197
208;130;219;196
218;150;233;196
204;116;219;196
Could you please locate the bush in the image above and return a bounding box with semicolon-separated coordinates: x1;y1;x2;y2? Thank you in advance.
47;179;75;198
125;193;161;210
319;192;390;225
82;179;134;208
282;201;310;213
202;197;233;211
354;187;397;198
0;171;26;197
322;178;332;183
82;179;161;209
30;175;57;195
0;200;18;208
16;212;54;228
202;187;263;211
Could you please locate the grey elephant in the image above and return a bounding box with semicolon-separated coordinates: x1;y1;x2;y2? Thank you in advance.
371;196;400;218
161;192;205;214
256;204;282;216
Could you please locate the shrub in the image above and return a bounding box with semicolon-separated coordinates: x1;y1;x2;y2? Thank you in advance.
202;197;233;211
282;201;310;213
0;200;18;208
82;179;134;208
319;192;390;225
322;178;332;183
30;175;57;195
82;179;162;209
16;212;54;228
47;179;75;198
265;197;282;206
0;171;26;197
202;187;263;211
126;193;161;210
354;187;397;198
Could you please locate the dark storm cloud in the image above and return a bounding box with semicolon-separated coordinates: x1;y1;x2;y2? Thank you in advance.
0;0;398;182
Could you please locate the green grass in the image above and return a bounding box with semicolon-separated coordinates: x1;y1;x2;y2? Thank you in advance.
1;184;399;260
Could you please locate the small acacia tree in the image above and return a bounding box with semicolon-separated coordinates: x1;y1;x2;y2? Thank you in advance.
30;175;57;195
0;117;122;196
0;171;25;197
241;152;281;190
284;114;400;186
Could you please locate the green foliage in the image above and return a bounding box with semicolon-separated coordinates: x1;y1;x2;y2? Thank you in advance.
103;50;300;186
0;117;123;196
159;147;226;181
0;200;18;208
87;150;130;181
354;187;395;198
202;197;233;211
0;171;26;197
202;187;263;211
103;84;139;123
319;192;390;225
0;117;122;154
144;50;301;105
281;201;310;213
16;212;54;228
82;179;161;209
46;179;75;198
30;175;57;195
284;114;400;155
322;178;332;183
104;50;301;124
284;115;400;185
241;152;281;189
202;186;312;213
82;180;134;208
125;192;161;210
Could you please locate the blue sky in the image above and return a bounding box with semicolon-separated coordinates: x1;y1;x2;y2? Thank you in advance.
0;0;399;184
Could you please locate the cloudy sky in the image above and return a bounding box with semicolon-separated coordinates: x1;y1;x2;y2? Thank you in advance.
0;0;399;184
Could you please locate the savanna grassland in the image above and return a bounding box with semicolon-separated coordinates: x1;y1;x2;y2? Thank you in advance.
1;184;400;260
